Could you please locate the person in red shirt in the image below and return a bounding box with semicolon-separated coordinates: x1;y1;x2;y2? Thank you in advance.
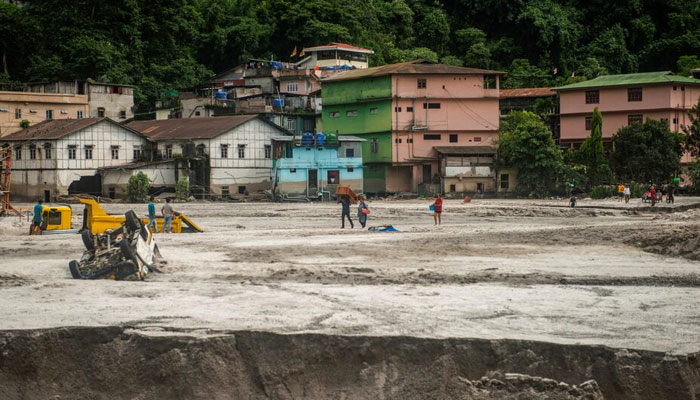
649;186;657;207
432;194;443;225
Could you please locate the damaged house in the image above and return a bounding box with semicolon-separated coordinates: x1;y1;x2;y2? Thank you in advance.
3;118;152;200
128;115;289;197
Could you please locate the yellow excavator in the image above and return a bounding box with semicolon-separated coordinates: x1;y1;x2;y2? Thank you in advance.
38;198;203;234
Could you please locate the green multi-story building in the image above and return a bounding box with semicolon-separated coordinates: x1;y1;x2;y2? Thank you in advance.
321;74;393;193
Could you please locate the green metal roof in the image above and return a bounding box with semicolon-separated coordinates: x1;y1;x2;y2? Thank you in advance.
554;71;700;91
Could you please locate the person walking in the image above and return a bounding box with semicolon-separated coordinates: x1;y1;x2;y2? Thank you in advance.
146;196;157;233
339;195;353;229
617;183;624;202
432;194;443;225
667;184;675;204
623;185;631;204
649;186;657;207
30;199;43;235
357;195;369;228
161;198;174;233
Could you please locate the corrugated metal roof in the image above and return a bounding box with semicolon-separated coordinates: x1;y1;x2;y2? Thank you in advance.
2;118;137;141
500;88;555;98
434;146;497;155
322;60;504;82
128;115;264;140
554;71;700;91
302;42;374;54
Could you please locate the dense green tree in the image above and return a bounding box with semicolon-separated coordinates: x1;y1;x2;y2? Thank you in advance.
611;119;683;184
502;59;553;88
498;111;565;197
575;108;611;187
677;55;700;77
682;95;700;158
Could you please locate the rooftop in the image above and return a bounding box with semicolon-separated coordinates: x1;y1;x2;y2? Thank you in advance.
2;118;135;141
302;42;374;55
500;88;555;98
554;71;700;91
128;115;278;140
322;60;504;82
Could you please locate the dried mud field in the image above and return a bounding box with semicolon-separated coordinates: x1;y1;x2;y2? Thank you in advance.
1;198;700;399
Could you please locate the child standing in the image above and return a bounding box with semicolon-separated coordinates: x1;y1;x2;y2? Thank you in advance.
432;194;443;225
357;195;369;228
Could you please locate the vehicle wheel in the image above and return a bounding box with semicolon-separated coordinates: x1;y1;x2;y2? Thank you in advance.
124;210;140;232
119;238;138;264
69;260;82;279
81;230;95;251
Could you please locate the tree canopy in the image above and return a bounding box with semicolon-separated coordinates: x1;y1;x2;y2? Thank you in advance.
611;119;683;184
1;0;700;110
574;107;611;187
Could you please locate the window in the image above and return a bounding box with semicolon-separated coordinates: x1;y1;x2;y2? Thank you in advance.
15;108;21;119
45;110;53;120
394;106;402;112
406;107;413;112
424;134;441;140
165;145;173;159
417;79;426;89
483;75;497;89
286;117;295;131
68;145;77;160
14;145;21;160
394;138;402;143
195;111;201;116
346;110;358;117
628;114;643;125
329;111;340;118
370;108;378;115
77;110;83;119
327;170;339;184
238;144;246;158
133;145;141;160
110;146;119;160
673;86;677;91
585;116;592;131
119;110;126;119
423;103;441;109
290;168;296;173
370;138;378;153
220;144;229;158
29;145;37;160
44;143;52;160
500;174;510;189
221;186;230;197
585;90;599;104
84;145;93;160
264;145;272;159
628;88;642;102
474;137;482;142
449;134;458;143
286;82;298;92
97;108;105;118
407;138;413;143
60;110;68;115
196;144;205;156
449;184;456;193
673;117;678;124
347;166;355;173
681;86;685;91
345;148;355;157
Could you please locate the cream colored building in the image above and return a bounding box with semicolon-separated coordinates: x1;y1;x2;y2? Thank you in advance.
0;91;89;137
25;80;135;121
297;42;374;70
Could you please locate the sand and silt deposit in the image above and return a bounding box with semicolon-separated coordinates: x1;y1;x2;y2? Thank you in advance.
1;198;700;399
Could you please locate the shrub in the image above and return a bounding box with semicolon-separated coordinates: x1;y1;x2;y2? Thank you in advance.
20;119;30;129
589;185;614;199
688;160;700;194
126;171;150;202
176;175;190;200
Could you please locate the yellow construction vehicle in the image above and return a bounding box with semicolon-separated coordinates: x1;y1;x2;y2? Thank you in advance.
36;198;202;234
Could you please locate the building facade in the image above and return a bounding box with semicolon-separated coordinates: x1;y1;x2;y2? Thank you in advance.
2;118;151;200
271;135;364;198
297;42;374;70
499;88;560;142
25;80;135;121
0;91;89;137
322;60;502;194
554;72;700;156
128;115;289;197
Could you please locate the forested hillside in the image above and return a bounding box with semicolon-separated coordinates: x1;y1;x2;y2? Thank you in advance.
1;0;699;110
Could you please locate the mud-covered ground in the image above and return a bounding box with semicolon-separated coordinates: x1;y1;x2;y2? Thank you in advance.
1;197;699;399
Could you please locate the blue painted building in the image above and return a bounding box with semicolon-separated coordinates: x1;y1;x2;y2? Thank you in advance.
272;135;364;198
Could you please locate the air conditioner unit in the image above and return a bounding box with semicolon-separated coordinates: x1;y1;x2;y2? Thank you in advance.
412;125;428;131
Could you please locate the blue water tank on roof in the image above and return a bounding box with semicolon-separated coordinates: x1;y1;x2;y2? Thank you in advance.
301;132;314;146
273;98;284;108
316;132;325;146
215;90;227;99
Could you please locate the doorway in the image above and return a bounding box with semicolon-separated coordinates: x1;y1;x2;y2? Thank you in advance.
44;190;50;203
422;164;432;184
308;169;318;196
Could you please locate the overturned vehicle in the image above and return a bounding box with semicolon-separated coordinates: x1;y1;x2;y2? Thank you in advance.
69;210;163;281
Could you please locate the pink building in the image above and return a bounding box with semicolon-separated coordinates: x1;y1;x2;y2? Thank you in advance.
392;68;503;192
555;71;700;159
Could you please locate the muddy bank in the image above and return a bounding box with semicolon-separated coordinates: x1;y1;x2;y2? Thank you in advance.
0;327;698;399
